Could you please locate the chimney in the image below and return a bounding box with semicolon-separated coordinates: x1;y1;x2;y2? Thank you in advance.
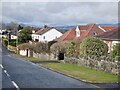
44;25;48;28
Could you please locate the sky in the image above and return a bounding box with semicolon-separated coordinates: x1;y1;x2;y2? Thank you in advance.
1;0;119;26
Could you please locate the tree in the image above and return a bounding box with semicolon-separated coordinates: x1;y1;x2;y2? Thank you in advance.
80;37;108;57
6;21;18;30
33;42;49;54
18;25;23;30
110;43;120;58
18;26;32;43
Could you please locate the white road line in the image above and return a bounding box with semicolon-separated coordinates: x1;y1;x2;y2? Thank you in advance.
4;70;10;77
11;81;20;90
0;64;3;69
2;64;20;90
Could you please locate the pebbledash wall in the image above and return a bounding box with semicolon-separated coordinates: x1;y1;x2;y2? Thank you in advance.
64;56;120;75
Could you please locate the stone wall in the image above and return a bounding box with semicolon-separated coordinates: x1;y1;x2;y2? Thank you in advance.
64;56;120;75
33;52;56;60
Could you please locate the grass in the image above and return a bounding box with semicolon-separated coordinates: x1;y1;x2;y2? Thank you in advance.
10;53;120;83
43;63;120;83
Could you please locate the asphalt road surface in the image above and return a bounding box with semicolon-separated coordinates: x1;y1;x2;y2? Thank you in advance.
0;44;118;90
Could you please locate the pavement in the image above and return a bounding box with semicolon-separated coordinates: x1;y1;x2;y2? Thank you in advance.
0;43;119;90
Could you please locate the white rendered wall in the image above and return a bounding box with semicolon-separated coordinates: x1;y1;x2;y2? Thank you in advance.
40;28;63;42
19;50;27;56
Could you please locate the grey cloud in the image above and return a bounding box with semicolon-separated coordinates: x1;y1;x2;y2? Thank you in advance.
2;2;118;25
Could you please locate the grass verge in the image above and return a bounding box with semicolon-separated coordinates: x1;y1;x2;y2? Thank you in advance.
10;54;119;83
43;63;120;83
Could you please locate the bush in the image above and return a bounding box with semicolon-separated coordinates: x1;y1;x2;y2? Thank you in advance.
50;41;70;57
9;39;16;46
7;45;17;52
2;38;8;46
33;42;49;54
80;37;108;57
110;43;120;58
66;42;76;57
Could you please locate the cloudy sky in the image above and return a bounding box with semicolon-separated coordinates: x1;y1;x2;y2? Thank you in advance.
2;1;118;26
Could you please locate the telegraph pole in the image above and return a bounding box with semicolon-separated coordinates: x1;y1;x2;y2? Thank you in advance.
15;27;18;54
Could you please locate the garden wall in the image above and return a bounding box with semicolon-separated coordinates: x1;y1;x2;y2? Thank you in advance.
64;56;120;75
33;52;56;60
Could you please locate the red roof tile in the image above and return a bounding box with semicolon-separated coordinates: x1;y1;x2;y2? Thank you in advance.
55;28;76;42
96;27;120;41
74;24;105;40
56;24;118;42
100;26;117;32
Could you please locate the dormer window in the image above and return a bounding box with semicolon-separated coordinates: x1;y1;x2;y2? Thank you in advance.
75;26;80;37
77;31;80;37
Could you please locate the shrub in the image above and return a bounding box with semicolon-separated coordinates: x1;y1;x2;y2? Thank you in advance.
66;42;76;57
110;43;120;58
9;39;16;46
80;37;108;57
50;41;70;57
2;38;8;46
7;45;17;52
33;42;49;54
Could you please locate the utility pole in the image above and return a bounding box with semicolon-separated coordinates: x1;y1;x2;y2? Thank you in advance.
15;27;18;54
7;32;10;48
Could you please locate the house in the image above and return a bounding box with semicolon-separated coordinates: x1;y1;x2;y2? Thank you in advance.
56;24;115;42
9;31;18;40
31;27;41;34
0;29;7;34
32;25;63;42
10;32;18;39
18;43;33;57
96;27;120;53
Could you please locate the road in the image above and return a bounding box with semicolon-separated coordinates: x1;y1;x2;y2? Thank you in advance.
0;44;102;90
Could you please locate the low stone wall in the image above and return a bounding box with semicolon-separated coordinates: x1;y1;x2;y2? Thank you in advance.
33;52;56;60
64;56;120;75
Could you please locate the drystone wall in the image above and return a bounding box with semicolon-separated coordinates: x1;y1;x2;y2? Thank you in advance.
64;56;120;75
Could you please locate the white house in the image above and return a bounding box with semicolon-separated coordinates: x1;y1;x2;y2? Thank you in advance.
10;34;18;39
32;25;63;42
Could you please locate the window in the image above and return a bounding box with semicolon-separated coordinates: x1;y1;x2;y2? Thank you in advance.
43;36;45;39
93;32;97;36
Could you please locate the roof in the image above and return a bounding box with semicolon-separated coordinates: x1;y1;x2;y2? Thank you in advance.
32;28;41;32
96;27;120;41
55;28;76;42
55;24;118;42
74;24;105;40
18;43;33;50
77;26;88;30
35;26;54;35
100;26;117;32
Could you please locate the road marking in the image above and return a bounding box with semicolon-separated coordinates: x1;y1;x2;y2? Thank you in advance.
4;70;10;77
0;64;3;69
11;81;20;90
2;64;20;90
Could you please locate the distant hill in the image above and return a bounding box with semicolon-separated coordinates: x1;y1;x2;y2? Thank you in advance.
54;23;119;30
55;25;76;30
98;23;120;26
